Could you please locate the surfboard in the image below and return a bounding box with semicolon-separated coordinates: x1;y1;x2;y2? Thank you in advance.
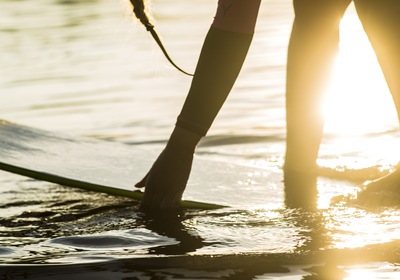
0;120;229;210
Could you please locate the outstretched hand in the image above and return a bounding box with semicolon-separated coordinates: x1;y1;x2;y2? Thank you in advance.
135;147;194;209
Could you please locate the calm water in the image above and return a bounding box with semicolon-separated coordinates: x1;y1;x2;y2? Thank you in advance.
1;0;400;278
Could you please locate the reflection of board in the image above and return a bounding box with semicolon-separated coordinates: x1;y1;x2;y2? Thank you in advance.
0;120;228;210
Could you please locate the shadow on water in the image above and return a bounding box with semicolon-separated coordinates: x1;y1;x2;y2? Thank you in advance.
136;210;211;256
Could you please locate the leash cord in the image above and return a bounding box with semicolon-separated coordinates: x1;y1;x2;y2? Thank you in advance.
131;0;193;76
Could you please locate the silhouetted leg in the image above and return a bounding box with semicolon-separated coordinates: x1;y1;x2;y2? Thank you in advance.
137;0;261;209
355;0;400;115
352;0;400;203
284;0;351;208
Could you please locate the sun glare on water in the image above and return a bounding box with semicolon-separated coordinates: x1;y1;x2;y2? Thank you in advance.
323;7;397;135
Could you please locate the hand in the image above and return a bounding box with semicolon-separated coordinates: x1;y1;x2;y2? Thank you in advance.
135;147;194;209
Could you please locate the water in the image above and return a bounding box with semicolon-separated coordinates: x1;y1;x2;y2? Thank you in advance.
1;0;400;278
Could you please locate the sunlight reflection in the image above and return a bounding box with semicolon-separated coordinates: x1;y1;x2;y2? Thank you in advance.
344;268;376;280
323;8;397;135
342;263;400;280
326;207;400;250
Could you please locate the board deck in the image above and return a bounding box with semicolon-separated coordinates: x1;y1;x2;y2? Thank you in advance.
0;120;361;211
0;120;233;210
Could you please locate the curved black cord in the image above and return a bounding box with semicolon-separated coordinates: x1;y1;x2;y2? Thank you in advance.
130;0;193;76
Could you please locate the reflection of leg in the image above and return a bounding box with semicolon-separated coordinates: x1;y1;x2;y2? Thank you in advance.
353;0;400;201
138;0;261;209
284;0;350;207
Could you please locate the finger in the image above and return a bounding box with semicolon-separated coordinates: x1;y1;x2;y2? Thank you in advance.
141;187;164;209
159;192;182;209
140;190;154;208
135;172;150;188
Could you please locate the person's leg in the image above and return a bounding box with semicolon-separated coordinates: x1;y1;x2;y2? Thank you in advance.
355;0;400;115
284;0;351;207
137;0;261;209
352;0;400;201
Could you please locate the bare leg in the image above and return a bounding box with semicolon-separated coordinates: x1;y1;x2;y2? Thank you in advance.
352;0;400;203
137;0;261;209
284;0;351;208
355;0;400;114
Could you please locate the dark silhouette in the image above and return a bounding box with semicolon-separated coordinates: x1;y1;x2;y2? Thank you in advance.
284;0;400;206
134;0;400;209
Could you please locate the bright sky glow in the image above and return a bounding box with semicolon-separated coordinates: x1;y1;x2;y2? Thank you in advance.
323;8;397;135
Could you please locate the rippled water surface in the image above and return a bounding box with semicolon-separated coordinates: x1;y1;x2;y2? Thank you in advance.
2;0;400;278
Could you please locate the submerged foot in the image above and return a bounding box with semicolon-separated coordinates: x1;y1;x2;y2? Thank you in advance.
355;168;400;208
331;167;400;208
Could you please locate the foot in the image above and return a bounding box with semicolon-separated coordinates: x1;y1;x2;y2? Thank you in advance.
354;168;400;207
